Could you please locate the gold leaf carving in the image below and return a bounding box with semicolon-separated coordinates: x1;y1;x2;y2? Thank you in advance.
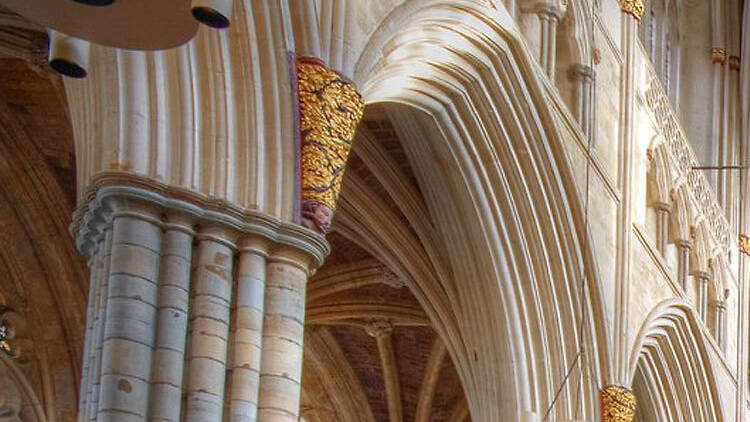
601;385;637;422
621;0;644;20
297;58;364;233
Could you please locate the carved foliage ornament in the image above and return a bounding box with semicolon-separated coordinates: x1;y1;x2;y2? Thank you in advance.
740;234;750;256
712;48;728;65
620;0;644;20
601;385;637;422
296;57;364;234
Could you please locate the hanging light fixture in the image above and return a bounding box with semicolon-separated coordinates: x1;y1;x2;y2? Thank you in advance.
191;0;232;29
47;30;90;78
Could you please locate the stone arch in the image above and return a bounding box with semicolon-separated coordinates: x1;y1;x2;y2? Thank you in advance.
0;358;47;422
342;2;611;420
628;300;724;422
647;139;675;209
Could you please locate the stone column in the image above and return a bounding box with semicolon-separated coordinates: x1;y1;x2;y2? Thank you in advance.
73;184;329;422
78;238;103;422
654;205;670;256
229;236;269;421
87;227;113;421
185;226;236;421
600;385;636;422
676;241;691;290
568;64;596;139
712;295;728;351
149;215;195;421
257;247;313;422
97;204;163;421
536;4;562;79
366;320;403;422
694;271;710;322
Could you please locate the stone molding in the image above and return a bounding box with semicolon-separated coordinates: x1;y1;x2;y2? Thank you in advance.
70;172;330;271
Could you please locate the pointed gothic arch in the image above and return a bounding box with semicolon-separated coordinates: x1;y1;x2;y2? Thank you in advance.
628;300;724;422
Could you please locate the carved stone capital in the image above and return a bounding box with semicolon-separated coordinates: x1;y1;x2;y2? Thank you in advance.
740;234;750;256
600;385;636;422
71;174;331;271
620;0;644;20
364;319;393;339
568;63;596;83
532;3;564;21
711;48;728;65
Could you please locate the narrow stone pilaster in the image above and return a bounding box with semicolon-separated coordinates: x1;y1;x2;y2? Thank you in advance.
185;226;236;421
149;215;196;422
712;297;727;351
676;241;691;290
229;236;269;421
536;4;562;79
694;272;710;322
568;64;596;139
257;248;311;422
97;207;163;421
653;204;670;256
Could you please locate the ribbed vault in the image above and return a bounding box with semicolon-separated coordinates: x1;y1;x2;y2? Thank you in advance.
0;58;86;422
629;300;724;422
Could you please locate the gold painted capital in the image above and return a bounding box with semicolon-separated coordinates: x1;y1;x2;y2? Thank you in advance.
620;0;644;20
740;234;750;256
296;57;364;234
712;48;728;65
601;385;636;422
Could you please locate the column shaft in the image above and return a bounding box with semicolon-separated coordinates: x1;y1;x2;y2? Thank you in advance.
185;230;235;421
656;208;669;256
149;218;195;421
229;240;268;421
257;259;308;422
677;243;691;290
376;333;403;422
713;300;727;351
78;248;102;422
88;228;113;421
98;214;162;421
569;64;596;140
697;274;709;323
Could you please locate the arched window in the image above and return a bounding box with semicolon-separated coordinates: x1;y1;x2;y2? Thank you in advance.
639;0;680;105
